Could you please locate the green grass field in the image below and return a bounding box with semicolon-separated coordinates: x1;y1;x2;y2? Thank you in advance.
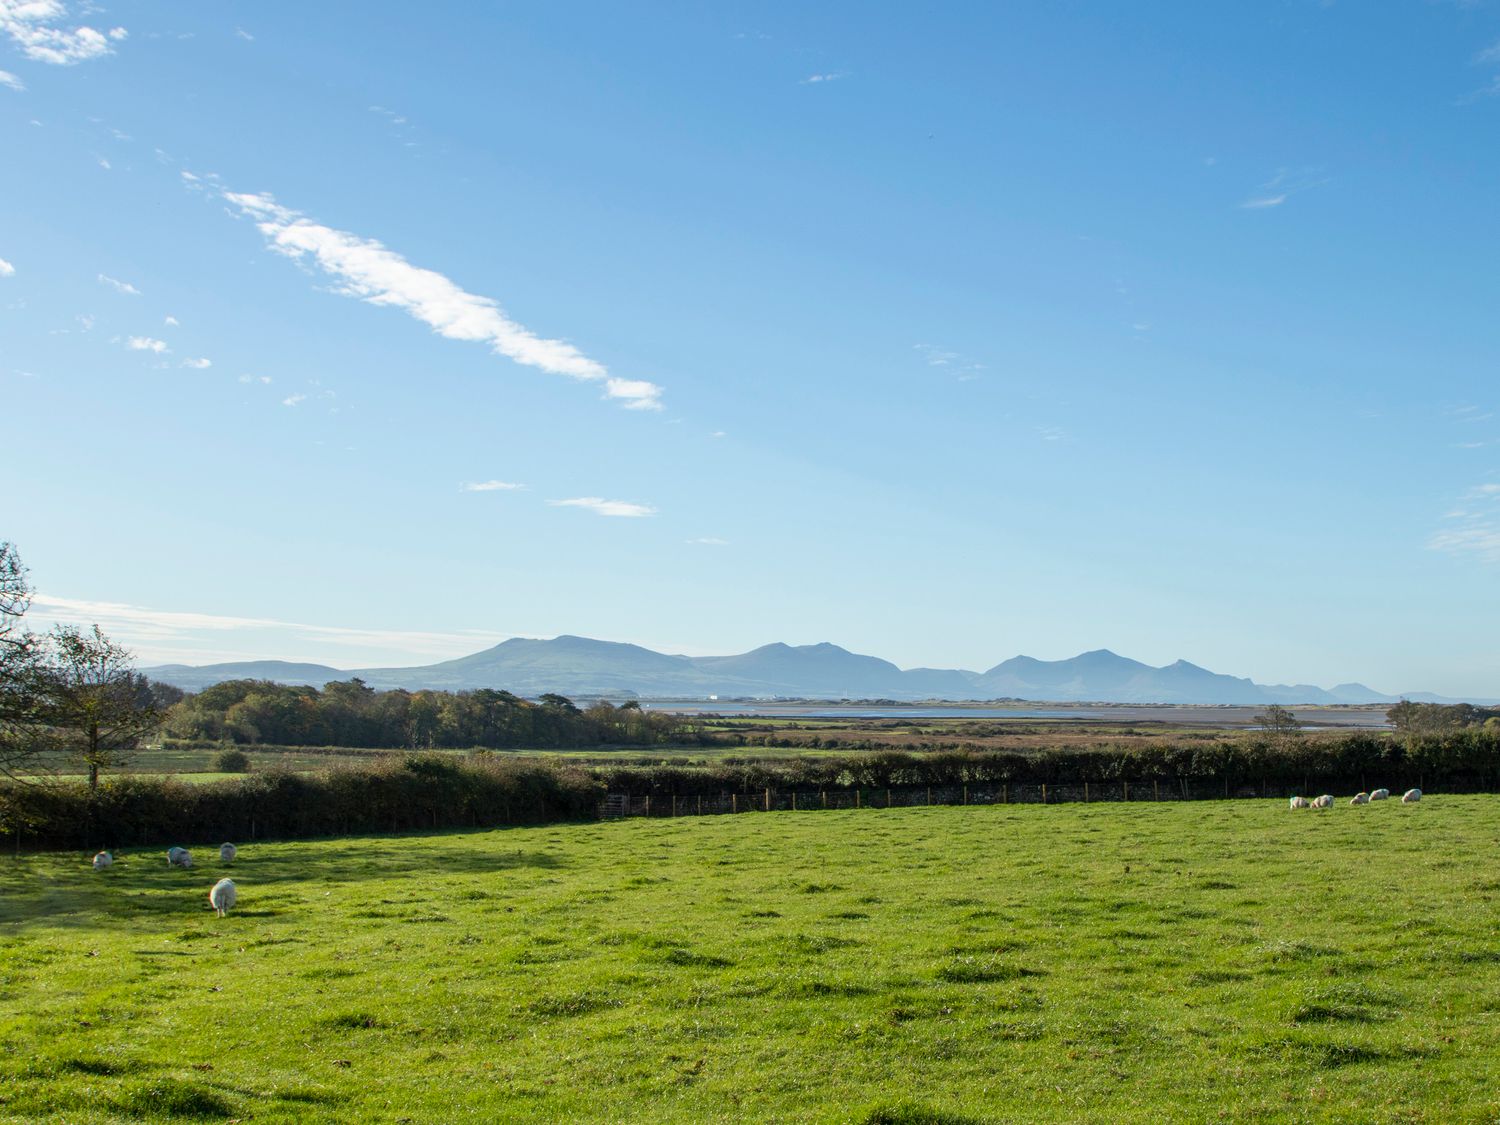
2;797;1498;1123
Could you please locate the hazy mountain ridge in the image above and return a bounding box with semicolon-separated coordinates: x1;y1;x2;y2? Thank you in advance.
141;637;1485;705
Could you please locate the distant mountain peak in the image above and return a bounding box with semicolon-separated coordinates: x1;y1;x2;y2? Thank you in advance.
139;635;1489;705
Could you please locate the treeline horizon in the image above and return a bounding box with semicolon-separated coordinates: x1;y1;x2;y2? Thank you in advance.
164;678;709;750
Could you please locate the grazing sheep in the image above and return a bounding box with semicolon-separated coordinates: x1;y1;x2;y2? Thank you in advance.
1402;788;1422;803
208;878;237;918
167;846;193;869
92;851;113;871
1311;794;1334;809
1289;796;1311;810
219;843;237;863
1350;792;1370;805
1369;788;1390;801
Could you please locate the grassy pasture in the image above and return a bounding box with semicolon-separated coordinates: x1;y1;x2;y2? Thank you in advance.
1;798;1498;1123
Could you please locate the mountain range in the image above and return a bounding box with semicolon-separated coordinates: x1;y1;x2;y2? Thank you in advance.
141;636;1483;705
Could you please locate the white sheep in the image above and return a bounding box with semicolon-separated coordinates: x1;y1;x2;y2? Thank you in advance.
1402;788;1422;803
92;851;113;871
1289;796;1310;810
208;878;237;918
167;846;193;869
1369;788;1390;801
219;843;237;863
1350;792;1370;805
1311;794;1334;809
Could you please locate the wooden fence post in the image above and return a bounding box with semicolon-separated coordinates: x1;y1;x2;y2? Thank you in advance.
821;790;827;809
856;789;861;809
1153;780;1159;801
792;791;797;812
732;793;737;814
697;794;703;815
1084;781;1090;803
645;795;651;817
886;788;892;809
963;785;968;806
671;794;677;817
927;786;932;806
1003;783;1009;804
765;787;771;812
1123;780;1129;802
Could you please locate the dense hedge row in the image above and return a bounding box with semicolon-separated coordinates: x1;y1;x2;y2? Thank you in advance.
5;730;1498;851
1;754;601;851
594;730;1500;796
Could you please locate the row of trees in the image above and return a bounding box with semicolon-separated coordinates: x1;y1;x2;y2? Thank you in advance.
2;543;176;788
164;679;704;749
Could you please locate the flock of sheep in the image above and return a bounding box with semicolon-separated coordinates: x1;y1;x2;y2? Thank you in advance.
1289;787;1422;810
90;842;239;917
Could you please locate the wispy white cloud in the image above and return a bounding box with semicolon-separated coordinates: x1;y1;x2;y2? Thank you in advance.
27;593;510;665
915;342;986;381
125;335;168;354
96;155;110;170
97;272;140;296
1240;168;1327;210
234;27;253;41
0;256;14;277
163;314;179;326
208;180;664;411
0;68;23;90
687;537;729;546
238;374;272;384
1447;403;1494;423
0;0;121;65
801;72;847;84
461;479;525;492
181;357;211;369
548;497;656;518
1429;483;1500;563
281;393;306;407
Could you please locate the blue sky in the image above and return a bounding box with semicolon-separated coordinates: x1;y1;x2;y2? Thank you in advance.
2;1;1498;696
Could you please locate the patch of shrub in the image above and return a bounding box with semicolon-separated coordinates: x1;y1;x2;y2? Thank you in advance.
213;748;251;773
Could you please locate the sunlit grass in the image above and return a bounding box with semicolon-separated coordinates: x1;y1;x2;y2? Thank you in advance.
2;797;1497;1123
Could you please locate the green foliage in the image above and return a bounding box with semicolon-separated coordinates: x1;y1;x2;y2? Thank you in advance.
165;679;705;750
213;747;251;773
0;754;600;849
592;728;1500;797
2;799;1499;1121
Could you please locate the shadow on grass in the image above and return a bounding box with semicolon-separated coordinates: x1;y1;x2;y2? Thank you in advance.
0;831;564;929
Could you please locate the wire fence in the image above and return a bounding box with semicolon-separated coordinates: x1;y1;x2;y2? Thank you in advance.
595;776;1456;819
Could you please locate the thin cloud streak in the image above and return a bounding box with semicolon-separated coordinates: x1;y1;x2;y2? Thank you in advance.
548;497;657;518
98;273;140;295
208;180;664;411
28;594;511;664
461;480;525;492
